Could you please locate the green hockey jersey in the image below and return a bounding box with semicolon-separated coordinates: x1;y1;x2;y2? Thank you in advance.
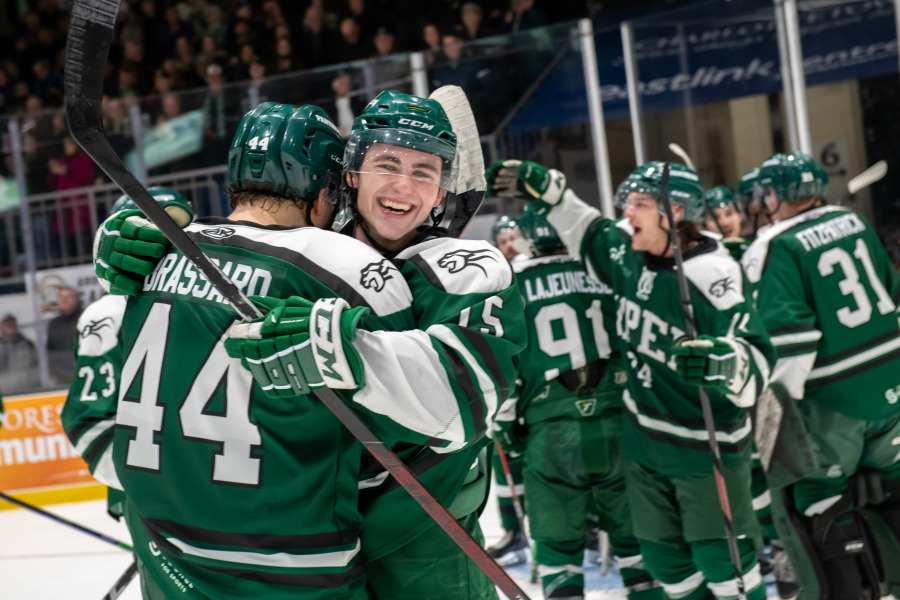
743;205;900;420
62;294;127;515
511;253;615;418
356;236;527;560
111;218;520;599
546;192;775;476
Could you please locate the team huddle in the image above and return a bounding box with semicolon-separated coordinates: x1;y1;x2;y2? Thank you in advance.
60;89;900;600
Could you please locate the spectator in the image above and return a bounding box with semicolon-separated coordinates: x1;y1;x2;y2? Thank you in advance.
201;4;226;46
102;96;134;163
46;136;96;257
196;35;226;72
31;58;63;107
460;2;492;40
199;63;234;168
420;23;443;66
336;16;371;63
0;313;40;395
371;26;411;92
46;286;83;385
172;35;197;83
227;41;257;81
297;4;338;69
502;0;548;33
247;61;284;106
157;91;182;125
156;5;194;61
0;67;12;113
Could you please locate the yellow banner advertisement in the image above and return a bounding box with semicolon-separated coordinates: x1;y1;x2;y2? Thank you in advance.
0;391;104;509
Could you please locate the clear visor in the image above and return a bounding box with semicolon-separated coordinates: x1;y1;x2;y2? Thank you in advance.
614;179;660;211
345;129;457;193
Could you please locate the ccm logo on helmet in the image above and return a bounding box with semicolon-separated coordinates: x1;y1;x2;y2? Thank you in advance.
398;118;434;131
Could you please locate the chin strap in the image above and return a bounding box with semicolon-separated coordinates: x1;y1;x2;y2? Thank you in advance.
654;213;673;258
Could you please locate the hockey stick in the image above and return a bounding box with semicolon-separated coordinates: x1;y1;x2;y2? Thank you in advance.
667;142;696;171
65;4;528;598
495;442;527;535
840;159;888;205
0;491;133;551
101;561;138;600
430;85;486;239
657;163;748;600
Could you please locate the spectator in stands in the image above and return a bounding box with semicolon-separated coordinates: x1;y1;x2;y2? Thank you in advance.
297;4;338;70
196;35;227;73
227;42;257;81
420;23;443;66
173;35;197;84
157;92;182;125
47;135;96;257
247;61;283;106
337;16;371;63
329;72;357;138
271;37;302;76
46;287;82;385
502;0;548;33
201;4;227;46
224;16;255;58
0;313;40;395
102;95;133;162
199;63;234;168
31;58;63;107
261;0;287;35
460;3;492;40
156;6;194;61
0;67;11;113
371;26;410;92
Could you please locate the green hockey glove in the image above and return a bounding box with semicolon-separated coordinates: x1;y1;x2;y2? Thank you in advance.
225;296;369;398
94;203;193;296
486;159;567;208
491;418;527;458
672;335;749;394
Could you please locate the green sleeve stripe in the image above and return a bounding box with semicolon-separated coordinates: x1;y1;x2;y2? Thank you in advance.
808;338;900;382
770;330;822;347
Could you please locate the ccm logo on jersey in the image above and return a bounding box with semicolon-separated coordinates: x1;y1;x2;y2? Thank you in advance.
437;249;497;276
200;227;236;239
360;261;395;292
397;118;434;131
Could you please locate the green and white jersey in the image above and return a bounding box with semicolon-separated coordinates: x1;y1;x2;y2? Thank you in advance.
512;253;615;418
62;294;126;491
112;217;451;599
357;236;527;561
742;205;900;420
546;192;774;476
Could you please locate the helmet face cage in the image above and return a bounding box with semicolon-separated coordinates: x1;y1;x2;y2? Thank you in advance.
228;103;345;201
737;168;762;209
111;186;189;213
520;206;564;254
614;162;705;223
704;186;743;214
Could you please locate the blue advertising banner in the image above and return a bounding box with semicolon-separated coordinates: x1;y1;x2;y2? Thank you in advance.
510;0;898;133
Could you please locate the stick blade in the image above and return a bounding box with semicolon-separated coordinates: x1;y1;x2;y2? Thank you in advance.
667;142;696;171
847;160;887;195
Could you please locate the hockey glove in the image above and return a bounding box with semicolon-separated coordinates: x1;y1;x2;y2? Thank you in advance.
486;159;567;209
94;203;193;296
225;296;369;398
672;335;750;396
491;418;527;459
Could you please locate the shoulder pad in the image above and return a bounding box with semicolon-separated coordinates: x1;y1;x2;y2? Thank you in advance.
741;205;848;283
188;224;413;316
76;295;127;357
397;238;513;295
684;245;745;310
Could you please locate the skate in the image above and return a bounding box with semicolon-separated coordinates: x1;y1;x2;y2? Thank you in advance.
487;529;530;567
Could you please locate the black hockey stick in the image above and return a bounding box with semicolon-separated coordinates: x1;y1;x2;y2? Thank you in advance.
657;163;748;600
0;491;133;551
65;3;528;598
101;561;138;600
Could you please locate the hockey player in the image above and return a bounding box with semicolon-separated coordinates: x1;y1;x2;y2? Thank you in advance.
62;187;191;522
743;151;900;599
492;214;524;261
496;202;663;599
487;158;774;600
701;186;747;262
89;102;522;600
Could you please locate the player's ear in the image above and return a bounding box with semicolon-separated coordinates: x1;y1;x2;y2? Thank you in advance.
346;171;358;189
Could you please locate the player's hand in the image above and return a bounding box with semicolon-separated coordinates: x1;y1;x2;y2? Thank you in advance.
225;296;369;398
672;335;746;392
491;418;527;458
94;202;193;296
486;159;567;208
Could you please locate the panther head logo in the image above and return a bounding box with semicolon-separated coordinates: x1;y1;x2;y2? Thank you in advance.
709;277;736;298
200;226;236;239
80;317;115;341
360;261;396;292
436;249;498;276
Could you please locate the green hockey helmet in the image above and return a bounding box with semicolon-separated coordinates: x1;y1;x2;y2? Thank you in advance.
344;90;458;191
614;161;705;222
704;185;742;213
737;167;761;208
520;203;564;254
758;152;829;203
110;186;192;227
491;214;520;239
228;102;345;201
